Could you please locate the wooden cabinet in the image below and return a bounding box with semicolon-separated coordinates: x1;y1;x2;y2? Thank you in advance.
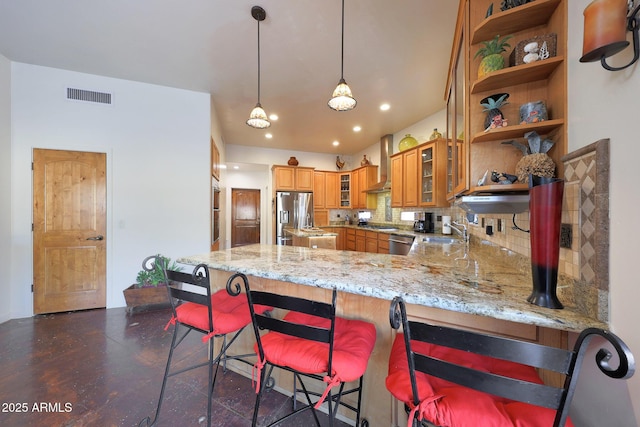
313;171;326;208
314;209;329;227
392;140;448;208
419;139;449;207
355;229;366;252
365;231;379;253
324;172;339;208
350;165;378;209
339;173;351;208
391;147;419;207
378;233;389;254
346;228;356;251
463;0;567;189
272;166;315;191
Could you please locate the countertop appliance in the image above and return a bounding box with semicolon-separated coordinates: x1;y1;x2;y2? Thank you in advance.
276;191;314;246
413;212;435;233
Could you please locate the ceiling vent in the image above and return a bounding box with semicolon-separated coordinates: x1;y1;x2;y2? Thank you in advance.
66;88;112;105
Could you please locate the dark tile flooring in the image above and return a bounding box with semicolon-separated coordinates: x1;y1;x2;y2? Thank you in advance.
0;307;351;427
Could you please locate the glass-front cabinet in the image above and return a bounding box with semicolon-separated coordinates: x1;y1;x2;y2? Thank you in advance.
420;143;435;205
340;173;350;208
446;0;469;200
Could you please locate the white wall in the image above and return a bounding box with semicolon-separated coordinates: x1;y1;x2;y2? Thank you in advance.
0;52;11;323
569;1;640;424
9;63;211;318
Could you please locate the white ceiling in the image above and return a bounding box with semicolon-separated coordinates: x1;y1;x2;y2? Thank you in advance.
0;0;459;155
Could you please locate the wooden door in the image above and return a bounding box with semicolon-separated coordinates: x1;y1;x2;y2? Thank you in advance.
390;155;404;207
313;171;326;208
33;149;107;314
324;172;340;209
231;188;261;247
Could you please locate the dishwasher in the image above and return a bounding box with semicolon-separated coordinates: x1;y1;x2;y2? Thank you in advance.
388;234;415;255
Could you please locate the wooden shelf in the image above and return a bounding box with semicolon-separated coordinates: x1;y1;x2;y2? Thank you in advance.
471;56;563;94
471;119;564;144
467;183;529;195
471;0;562;44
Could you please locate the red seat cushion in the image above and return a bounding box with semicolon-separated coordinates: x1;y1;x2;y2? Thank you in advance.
386;334;574;427
257;311;376;382
174;289;269;336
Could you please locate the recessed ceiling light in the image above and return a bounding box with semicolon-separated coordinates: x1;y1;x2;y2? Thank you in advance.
269;114;278;121
380;103;390;111
353;126;361;132
233;165;240;170
332;140;340;146
220;164;228;169
265;133;273;139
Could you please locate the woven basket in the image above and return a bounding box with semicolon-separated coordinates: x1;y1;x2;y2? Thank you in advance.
509;33;557;66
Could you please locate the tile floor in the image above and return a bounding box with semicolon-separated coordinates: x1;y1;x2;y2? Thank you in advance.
0;307;351;427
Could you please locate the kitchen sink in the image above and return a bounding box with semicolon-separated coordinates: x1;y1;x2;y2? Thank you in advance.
422;236;461;244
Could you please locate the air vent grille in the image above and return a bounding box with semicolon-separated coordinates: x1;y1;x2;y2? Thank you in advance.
66;88;112;104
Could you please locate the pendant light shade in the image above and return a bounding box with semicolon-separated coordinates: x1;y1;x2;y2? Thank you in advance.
247;6;270;129
328;0;357;111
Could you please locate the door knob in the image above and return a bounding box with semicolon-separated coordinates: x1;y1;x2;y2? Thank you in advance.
86;235;104;241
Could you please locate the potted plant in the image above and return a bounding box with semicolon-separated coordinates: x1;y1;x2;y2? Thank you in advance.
123;254;182;313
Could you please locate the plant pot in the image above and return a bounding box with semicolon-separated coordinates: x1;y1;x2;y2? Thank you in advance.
123;284;170;313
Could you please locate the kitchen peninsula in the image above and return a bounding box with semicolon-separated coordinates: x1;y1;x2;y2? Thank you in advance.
178;240;605;425
284;227;338;249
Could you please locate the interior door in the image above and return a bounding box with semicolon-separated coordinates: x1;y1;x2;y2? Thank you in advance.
231;188;261;247
33;149;107;314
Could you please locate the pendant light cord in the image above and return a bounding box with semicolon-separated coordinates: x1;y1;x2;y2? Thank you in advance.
340;0;345;79
257;17;262;104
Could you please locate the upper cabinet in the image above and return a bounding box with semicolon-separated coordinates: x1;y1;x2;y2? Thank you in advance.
459;0;567;192
392;139;449;208
351;165;378;210
272;166;315;191
446;1;469;199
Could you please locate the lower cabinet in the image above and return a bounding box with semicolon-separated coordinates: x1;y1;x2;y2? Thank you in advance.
346;228;356;251
378;233;389;254
355;229;366;252
365;231;379;253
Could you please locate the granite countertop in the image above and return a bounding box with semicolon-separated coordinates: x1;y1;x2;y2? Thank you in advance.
284;228;338;237
178;239;606;333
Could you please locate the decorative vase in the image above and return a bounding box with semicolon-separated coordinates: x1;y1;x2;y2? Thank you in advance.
287;156;299;166
360;155;370;166
398;134;418;152
519;101;548;124
527;175;564;309
429;128;442;141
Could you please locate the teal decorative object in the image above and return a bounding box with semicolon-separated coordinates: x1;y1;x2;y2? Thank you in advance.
398;134;418;152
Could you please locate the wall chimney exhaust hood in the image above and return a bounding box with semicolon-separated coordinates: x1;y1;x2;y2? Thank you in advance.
455;193;530;214
366;134;393;193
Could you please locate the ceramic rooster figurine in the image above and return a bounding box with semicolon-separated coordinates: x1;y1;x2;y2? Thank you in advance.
336;156;345;170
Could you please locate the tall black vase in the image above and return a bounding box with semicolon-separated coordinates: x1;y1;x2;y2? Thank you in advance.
527;175;564;309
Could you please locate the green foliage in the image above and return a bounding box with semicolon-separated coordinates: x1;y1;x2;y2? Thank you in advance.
474;34;513;59
480;94;509;112
135;254;183;288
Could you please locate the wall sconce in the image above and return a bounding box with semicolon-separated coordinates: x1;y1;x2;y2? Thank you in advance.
580;0;640;71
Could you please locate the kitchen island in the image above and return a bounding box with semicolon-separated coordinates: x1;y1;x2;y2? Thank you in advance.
178;240;605;426
284;227;338;249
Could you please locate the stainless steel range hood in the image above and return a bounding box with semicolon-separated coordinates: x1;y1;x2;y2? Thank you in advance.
366;134;393;193
456;194;530;214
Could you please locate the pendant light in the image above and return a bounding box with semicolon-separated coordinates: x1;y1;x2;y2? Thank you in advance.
328;0;357;111
247;6;270;129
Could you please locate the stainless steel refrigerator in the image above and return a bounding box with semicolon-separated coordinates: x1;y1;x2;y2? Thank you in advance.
275;191;314;245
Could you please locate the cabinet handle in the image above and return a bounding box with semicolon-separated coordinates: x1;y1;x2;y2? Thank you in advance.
86;235;104;241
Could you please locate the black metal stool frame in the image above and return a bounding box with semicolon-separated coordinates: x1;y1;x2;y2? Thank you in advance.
138;256;254;427
227;272;369;427
388;296;635;427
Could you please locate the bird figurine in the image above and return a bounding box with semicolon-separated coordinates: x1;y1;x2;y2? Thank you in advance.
491;170;518;184
336;156;345;170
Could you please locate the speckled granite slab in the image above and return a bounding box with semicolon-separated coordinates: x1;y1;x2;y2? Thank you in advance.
179;239;606;333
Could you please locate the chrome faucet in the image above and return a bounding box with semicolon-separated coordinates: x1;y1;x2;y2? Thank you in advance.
445;219;469;243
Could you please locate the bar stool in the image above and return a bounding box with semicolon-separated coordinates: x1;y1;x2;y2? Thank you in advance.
386;296;635;427
138;256;270;427
226;272;376;427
